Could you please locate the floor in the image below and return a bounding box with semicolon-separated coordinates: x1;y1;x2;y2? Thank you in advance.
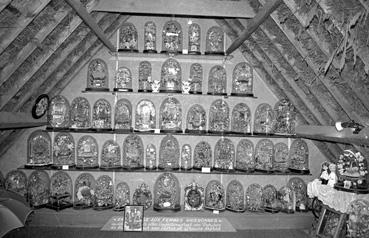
4;227;311;238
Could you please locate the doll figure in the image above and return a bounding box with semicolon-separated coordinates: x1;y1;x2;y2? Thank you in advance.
320;162;330;185
327;163;337;187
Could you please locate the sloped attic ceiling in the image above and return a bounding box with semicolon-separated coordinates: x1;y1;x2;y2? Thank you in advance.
0;0;368;161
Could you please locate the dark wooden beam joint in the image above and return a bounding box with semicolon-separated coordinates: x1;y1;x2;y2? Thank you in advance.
64;0;116;52
226;0;282;56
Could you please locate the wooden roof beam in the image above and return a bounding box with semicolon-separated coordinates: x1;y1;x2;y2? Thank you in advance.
226;0;282;56
64;0;115;52
91;0;255;18
0;0;11;12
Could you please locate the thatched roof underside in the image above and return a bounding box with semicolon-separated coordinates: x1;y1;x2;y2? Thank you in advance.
0;0;369;161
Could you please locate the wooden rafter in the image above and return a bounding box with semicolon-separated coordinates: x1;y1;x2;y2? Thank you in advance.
91;0;255;18
0;0;11;12
64;0;116;52
226;0;282;55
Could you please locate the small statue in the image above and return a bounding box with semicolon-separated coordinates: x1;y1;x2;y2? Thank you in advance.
151;79;160;93
182;80;191;94
327;163;337;187
320;162;330;185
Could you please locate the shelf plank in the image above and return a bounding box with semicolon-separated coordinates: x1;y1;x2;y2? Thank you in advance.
295;125;369;146
0;112;47;130
91;0;255;19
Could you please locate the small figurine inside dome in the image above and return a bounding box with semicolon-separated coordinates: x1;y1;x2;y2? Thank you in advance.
320;161;330;185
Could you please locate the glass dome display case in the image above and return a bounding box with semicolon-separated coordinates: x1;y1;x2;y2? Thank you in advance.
204;180;225;211
261;184;278;212
135;99;156;132
254;139;274;172
86;58;109;91
159;97;182;133
273;142;289;173
100;140;121;169
208;99;229;133
92;98;111;130
114;98;132;132
161;20;182;54
114;66;133;92
28;170;50;209
48;95;70;129
287;177;308;211
70;97;90;129
231;103;251;134
193;141;212;170
226;180;245;212
245;183;263;212
235;139;254;172
207;65;227;96
184;181;204;211
138;61;153;92
153;172;181;211
145;144;157;170
273;99;296;134
27;130;52;168
289;139;310;174
119;22;138;52
160;58;182;93
158;134;180;170
5;170;27;198
74;173;96;209
93;175;114;210
213;137;235;171
231;62;253;97
122;134;144;170
205;26;224;55
254;103;274;135
132;183;152;210
143;21;157;53
189;63;203;94
113;182;130;212
188;23;201;55
76;135;99;169
48;171;73;211
185;104;206;133
278;185;294;214
180;144;192;171
52;132;75;169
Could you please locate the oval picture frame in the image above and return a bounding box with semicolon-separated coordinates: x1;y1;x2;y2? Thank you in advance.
32;94;50;119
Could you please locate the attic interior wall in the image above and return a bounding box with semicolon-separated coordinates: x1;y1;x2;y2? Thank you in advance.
0;16;328;202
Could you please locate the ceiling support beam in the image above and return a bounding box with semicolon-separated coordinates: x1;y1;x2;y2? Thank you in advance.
226;0;282;56
64;0;116;52
91;0;255;18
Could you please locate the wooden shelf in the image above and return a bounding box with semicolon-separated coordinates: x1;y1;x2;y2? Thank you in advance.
0;112;47;130
295;125;369;146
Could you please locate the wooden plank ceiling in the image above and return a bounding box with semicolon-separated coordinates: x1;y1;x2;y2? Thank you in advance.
0;0;369;161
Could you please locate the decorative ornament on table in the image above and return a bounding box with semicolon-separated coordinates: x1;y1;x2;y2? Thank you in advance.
158;134;180;170
27;130;52;168
208;99;230;133
204;180;225;211
161;20;182;54
231;62;253;97
186;104;206;133
76;135;99;169
335;150;368;193
273;99;296;134
70;97;90;130
319;161;330;185
48;171;73;211
143;21;157;53
132;183;152;210
193;141;212;170
52;132;75;169
346;199;369;238
184;181;204;211
114;66;133;92
205;26;224;55
5;170;27;198
153;172;181;211
235;139;255;172
180;144;192;170
145;144;157;170
135;99;156;132
31;94;49;119
86;58;109;91
92;98;111;131
159;97;182;133
28;170;50;209
113;182;130;211
47;95;70;129
114;98;132;132
226;180;245;212
122;134;144;170
245;183;263;212
189;63;203;94
181;79;192;94
138;61;153;92
151;79;161;93
188;23;201;55
100;140;121;169
213;137;235;171
253;103;274;135
288;139;310;174
93;175;114;210
160;58;182;93
74;173;96;209
207;65;227;96
231;103;252;134
119;22;138;52
254;139;274;172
